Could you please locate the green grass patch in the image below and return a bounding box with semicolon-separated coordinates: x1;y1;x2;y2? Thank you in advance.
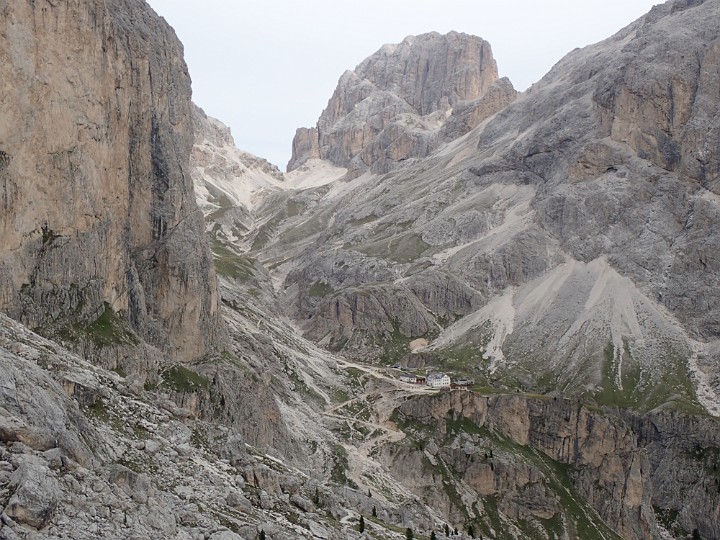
86;399;110;422
41;227;61;245
280;354;326;406
434;344;486;374
211;239;257;281
330;444;357;488
390;409;435;439
347;214;379;227
338;400;372;421
160;365;210;393
274;206;338;248
75;302;138;347
251;212;287;251
328;336;350;352
357;233;431;263
477;495;504;539
594;341;705;415
309;281;335;298
331;388;351;403
117;453;155;475
287;199;306;217
378;327;414;365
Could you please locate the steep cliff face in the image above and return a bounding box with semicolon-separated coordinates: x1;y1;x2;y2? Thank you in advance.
0;0;222;364
288;32;516;174
391;391;719;540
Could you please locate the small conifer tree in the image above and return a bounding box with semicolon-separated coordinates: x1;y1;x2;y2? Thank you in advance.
313;487;320;505
359;515;365;533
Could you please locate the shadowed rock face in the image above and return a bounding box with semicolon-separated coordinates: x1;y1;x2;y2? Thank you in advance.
288;31;516;174
0;0;223;363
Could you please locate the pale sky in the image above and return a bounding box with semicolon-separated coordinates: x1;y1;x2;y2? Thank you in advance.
145;0;661;169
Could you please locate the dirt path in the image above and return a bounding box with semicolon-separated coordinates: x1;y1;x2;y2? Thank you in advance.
321;360;437;495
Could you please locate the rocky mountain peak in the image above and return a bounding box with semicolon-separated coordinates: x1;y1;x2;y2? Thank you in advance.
288;31;516;174
353;31;499;116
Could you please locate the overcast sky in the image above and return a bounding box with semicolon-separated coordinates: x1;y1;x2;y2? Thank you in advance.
145;0;660;169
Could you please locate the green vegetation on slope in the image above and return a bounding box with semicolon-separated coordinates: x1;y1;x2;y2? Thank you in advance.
211;239;257;281
594;341;705;415
160;365;210;393
357;233;431;263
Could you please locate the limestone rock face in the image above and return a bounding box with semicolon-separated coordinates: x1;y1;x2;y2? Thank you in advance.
354;32;499;116
393;391;720;540
0;0;222;363
288;32;515;173
289;127;321;169
5;455;60;530
441;77;517;141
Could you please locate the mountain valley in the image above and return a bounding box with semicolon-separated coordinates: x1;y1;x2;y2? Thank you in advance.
1;0;720;539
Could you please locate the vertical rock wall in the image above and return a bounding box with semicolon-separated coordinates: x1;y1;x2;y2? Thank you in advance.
0;0;223;363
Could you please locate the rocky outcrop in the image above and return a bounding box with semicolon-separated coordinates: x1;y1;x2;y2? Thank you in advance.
440;77;517;141
393;390;720;540
289;127;321;169
0;0;223;365
627;411;720;539
307;285;437;345
5;455;61;530
288;32;515;174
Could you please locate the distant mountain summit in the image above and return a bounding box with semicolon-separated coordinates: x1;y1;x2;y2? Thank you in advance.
288;31;516;174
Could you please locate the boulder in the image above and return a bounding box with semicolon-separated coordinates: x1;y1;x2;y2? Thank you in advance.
3;456;60;529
